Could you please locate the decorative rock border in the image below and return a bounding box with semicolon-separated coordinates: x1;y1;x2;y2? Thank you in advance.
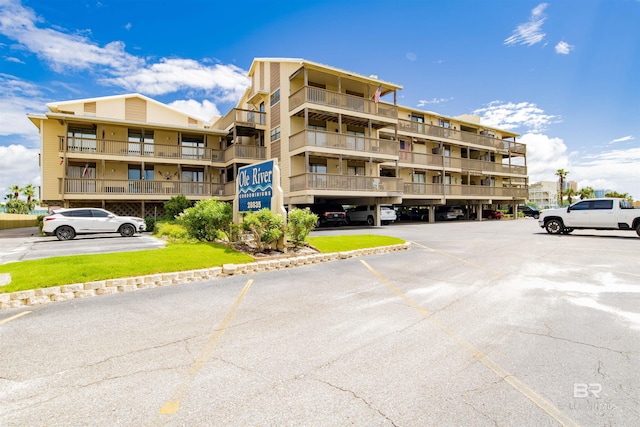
0;243;410;311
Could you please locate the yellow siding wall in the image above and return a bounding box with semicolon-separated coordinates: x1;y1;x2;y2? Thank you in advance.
41;119;66;200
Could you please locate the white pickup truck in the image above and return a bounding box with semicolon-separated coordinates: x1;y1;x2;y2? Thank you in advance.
539;198;640;237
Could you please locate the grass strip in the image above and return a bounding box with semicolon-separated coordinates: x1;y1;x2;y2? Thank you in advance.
0;235;406;294
307;234;405;253
0;243;253;293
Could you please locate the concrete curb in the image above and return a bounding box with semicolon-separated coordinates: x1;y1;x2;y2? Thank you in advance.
0;243;411;310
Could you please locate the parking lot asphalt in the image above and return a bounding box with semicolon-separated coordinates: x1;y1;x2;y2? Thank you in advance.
0;219;638;426
0;226;166;265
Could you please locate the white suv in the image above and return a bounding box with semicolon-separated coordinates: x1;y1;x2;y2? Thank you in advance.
43;208;146;241
346;205;397;225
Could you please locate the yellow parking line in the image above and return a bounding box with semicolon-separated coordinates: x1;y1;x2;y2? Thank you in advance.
360;260;580;427
0;310;32;325
155;279;254;423
409;241;504;277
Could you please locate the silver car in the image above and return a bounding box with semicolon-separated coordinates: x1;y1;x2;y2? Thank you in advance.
42;208;146;241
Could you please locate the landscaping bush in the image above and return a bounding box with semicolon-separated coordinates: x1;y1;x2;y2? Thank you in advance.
164;194;192;220
286;207;318;247
144;217;156;233
178;198;232;242
241;209;284;252
154;222;190;241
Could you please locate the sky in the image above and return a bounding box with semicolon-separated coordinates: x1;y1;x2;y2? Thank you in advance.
1;0;639;202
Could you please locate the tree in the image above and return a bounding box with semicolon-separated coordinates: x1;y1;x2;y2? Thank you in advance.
241;208;284;252
178;198;232;241
164;194;193;220
22;184;36;211
578;186;595;200
564;188;577;205
9;184;21;201
286;208;318;248
555;169;568;206
605;191;632;202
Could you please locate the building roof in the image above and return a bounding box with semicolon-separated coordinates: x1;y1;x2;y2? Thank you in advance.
248;57;403;90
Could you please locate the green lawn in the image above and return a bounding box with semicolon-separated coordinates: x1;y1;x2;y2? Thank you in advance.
0;235;405;294
0;243;253;293
307;234;405;253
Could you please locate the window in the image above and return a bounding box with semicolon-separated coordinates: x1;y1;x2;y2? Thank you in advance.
182;134;205;159
270;126;281;142
182;168;204;195
128;129;154;155
270;89;280;106
347;165;365;176
410;114;424;123
310;163;327;174
259;102;265;125
592;200;613;210
67;125;96;152
413;172;426;183
570;201;589;211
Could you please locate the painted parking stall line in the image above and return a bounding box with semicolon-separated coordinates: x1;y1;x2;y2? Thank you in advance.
360;260;581;427
154;279;254;424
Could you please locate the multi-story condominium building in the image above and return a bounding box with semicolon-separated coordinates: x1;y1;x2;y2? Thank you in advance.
28;58;528;222
529;181;559;209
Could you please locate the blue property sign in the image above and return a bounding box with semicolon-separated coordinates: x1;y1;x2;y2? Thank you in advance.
237;160;275;211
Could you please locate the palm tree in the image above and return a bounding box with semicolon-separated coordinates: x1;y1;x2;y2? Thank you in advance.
555;169;569;206
9;184;21;201
22;184;36;211
564;188;577;205
579;186;595;200
605;191;632;202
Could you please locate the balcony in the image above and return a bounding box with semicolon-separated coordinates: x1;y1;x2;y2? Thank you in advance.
59;137;265;164
397;151;443;167
289;130;398;159
461;159;527;175
397;119;526;154
215;108;266;131
60;178;225;198
289;86;397;120
403;182;444;196
223;144;266;162
290;173;402;193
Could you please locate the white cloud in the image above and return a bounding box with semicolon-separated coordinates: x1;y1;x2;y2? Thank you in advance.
609;135;634;144
417;97;453;107
473;101;561;133
101;58;250;100
168;99;221;122
504;3;548;46
0;144;40;200
0;0;143;73
124;22;132;31
4;56;25;64
0;0;250;100
0;74;45;142
570;148;640;198
406;52;417;61
554;41;573;55
519;133;569;183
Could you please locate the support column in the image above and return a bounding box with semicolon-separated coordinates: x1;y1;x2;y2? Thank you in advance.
429;206;435;223
477;202;483;221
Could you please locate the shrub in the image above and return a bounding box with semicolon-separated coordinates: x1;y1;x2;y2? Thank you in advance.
164;194;192;220
37;215;45;234
286;208;318;247
5;199;28;214
241;209;284;252
178;198;232;242
154;221;190;241
144;217;156;233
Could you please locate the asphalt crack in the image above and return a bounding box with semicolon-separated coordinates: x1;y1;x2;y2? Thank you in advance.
314;378;398;427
